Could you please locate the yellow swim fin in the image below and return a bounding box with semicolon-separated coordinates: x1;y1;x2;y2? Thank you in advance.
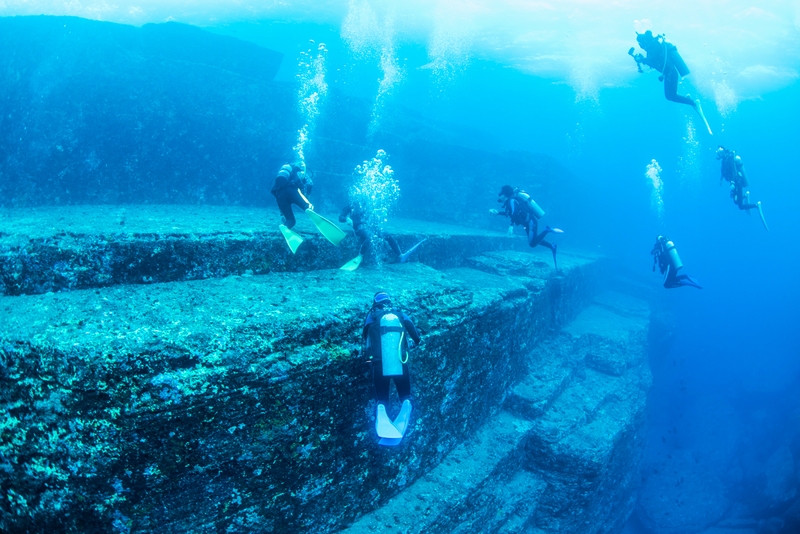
340;254;363;271
279;224;304;254
305;209;347;246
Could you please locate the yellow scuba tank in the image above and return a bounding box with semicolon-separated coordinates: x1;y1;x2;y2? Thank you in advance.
380;313;405;376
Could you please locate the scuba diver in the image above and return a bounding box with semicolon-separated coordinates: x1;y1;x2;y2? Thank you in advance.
338;202;426;271
489;185;563;269
362;292;422;446
716;146;769;231
651;236;702;289
629;30;713;135
270;162;346;253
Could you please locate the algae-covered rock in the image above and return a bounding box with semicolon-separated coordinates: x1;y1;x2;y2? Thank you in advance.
0;250;599;533
0;206;526;296
345;291;653;534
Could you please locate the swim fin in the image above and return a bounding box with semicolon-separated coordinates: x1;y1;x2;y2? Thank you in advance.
552;243;558;270
694;99;713;135
378;401;412;446
376;404;402;439
305;209;347;246
757;202;769;231
400;239;427;263
279;224;304;254
392;400;412;436
340;254;363;271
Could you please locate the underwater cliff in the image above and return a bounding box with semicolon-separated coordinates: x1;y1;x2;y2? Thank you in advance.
1;10;797;534
0;204;655;533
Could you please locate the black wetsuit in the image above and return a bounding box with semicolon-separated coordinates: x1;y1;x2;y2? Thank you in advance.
638;35;695;108
651;238;702;289
339;204;402;258
719;150;758;211
496;194;555;251
362;306;421;403
271;166;312;229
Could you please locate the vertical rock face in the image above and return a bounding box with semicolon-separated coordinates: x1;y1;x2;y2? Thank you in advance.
0;16;290;207
0;206;528;296
0;16;580;232
344;291;652;534
0;231;629;533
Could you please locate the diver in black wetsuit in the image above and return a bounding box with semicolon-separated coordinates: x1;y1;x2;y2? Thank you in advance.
339;203;402;260
363;292;422;443
490;185;562;269
651;236;702;289
629;30;696;109
716;146;769;230
270;162;313;229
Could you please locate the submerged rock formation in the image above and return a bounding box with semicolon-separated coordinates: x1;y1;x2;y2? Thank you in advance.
0;205;526;296
0;16;580;231
0;206;652;533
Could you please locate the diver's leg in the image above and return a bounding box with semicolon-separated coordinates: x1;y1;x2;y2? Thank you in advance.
391;365;413;435
663;265;679;288
277;198;297;229
526;219;538;247
395;365;412;402
383;233;402;257
372;364;391;404
289;188;311;211
356;227;375;263
663;65;695;107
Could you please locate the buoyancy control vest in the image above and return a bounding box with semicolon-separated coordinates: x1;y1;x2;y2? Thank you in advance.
365;308;409;377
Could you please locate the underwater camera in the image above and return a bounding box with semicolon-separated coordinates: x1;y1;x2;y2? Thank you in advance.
628;47;644;73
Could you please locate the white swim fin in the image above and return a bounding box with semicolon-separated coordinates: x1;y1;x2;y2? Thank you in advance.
376;404;402;439
694;99;713;135
278;224;303;254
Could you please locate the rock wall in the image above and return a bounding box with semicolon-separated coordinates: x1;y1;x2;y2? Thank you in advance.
0;16;581;231
342;291;652;533
0;205;527;296
0;242;605;533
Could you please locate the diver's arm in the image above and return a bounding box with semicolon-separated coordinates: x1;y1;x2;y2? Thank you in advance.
401;313;422;345
362;313;373;341
339;205;352;223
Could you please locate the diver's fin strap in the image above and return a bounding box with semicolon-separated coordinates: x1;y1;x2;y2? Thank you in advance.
380;326;405;335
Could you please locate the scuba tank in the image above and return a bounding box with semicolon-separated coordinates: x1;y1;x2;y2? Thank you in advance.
379;313;406;376
516;190;546;220
733;155;749;188
664;240;683;271
666;43;690;77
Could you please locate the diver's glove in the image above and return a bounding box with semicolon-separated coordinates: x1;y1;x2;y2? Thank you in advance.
507;226;514;235
346;216;354;227
489;209;499;215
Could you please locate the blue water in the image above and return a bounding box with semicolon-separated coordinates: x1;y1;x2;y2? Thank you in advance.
218;17;800;530
3;2;799;530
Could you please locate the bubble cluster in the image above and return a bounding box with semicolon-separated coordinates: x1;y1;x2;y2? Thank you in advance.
292;42;328;165
349;149;400;234
678;118;701;190
342;0;402;138
646;159;664;220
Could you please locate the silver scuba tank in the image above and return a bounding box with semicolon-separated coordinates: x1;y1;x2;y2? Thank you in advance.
665;240;683;271
380;313;404;376
517;191;546;219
